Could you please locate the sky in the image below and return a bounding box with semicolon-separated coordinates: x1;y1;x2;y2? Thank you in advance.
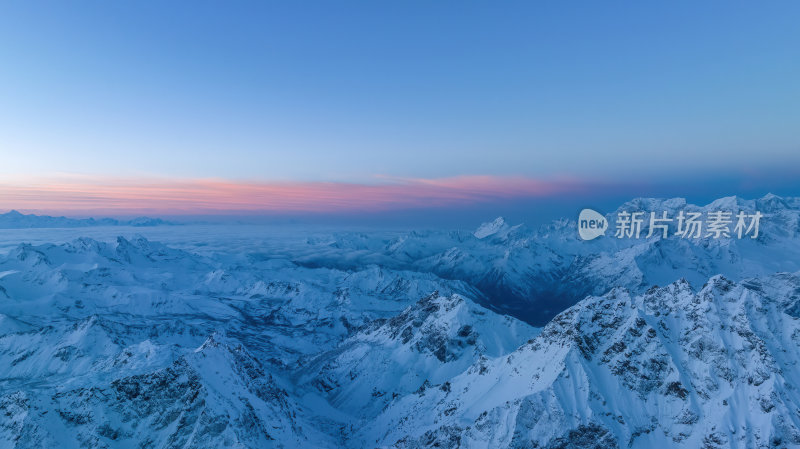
0;1;798;221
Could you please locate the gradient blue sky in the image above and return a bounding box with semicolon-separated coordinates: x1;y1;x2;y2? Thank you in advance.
0;1;799;218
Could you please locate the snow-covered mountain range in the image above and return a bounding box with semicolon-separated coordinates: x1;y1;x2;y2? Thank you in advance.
363;273;800;448
0;210;173;228
0;195;798;448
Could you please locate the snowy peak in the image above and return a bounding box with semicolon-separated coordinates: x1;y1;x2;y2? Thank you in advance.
614;194;800;216
0;332;329;448
364;292;534;360
295;291;535;424
705;195;754;211
473;216;511;239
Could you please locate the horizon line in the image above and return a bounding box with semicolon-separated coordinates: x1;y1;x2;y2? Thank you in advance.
1;171;798;218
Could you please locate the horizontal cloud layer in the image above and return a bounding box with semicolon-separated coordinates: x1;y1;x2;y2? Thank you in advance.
0;175;590;215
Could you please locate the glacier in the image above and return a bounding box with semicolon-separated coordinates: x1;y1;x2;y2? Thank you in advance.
0;195;799;448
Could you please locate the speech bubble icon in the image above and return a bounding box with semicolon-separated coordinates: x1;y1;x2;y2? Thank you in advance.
578;209;608;240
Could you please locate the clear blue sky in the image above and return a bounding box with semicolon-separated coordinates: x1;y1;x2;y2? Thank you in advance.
0;1;798;187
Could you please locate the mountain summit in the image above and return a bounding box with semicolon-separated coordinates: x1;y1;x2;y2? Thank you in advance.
474;216;511;239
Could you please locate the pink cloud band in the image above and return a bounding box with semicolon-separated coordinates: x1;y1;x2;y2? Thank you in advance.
0;175;587;215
